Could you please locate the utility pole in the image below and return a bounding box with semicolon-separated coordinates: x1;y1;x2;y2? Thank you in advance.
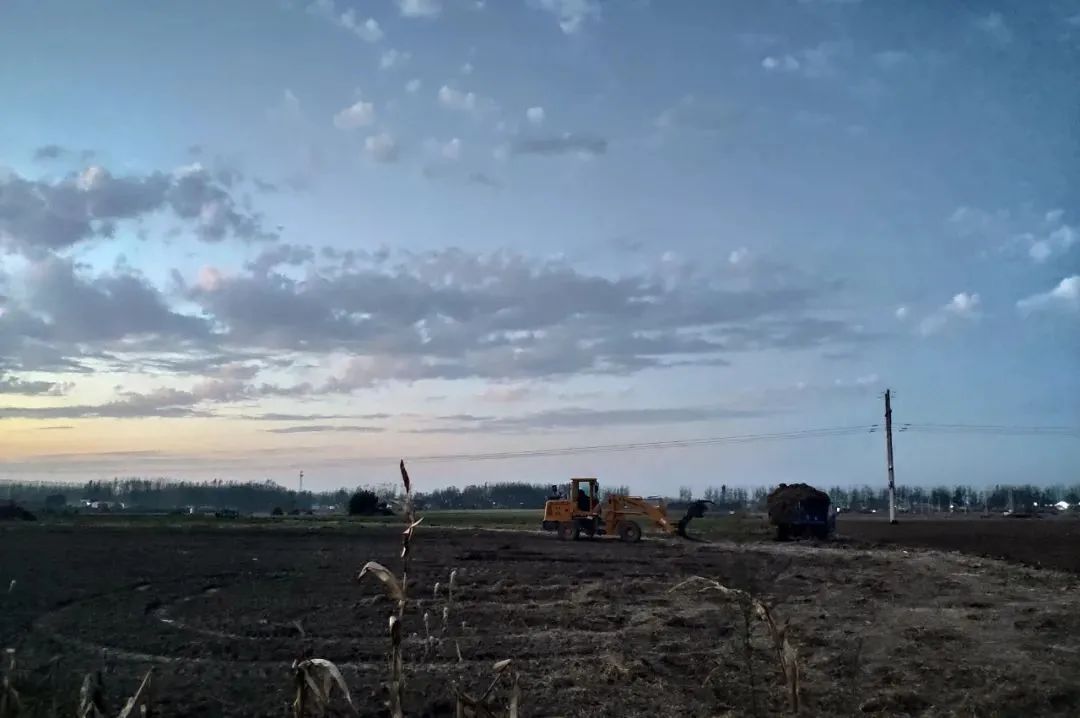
299;470;304;494
885;389;897;524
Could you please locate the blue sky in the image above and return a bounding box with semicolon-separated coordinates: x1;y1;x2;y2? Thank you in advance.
1;0;1078;492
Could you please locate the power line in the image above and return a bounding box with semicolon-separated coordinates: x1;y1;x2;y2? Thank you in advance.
902;422;1080;437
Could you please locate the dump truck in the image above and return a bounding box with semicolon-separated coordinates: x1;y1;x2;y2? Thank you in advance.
766;483;835;540
541;478;711;542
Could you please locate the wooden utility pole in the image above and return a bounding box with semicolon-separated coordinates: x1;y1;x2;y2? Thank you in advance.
885;389;897;524
299;470;304;493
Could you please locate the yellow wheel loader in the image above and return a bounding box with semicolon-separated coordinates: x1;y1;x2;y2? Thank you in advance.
540;478;711;542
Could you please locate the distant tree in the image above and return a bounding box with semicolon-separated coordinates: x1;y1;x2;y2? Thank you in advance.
678;486;693;503
271;506;284;516
348;490;381;515
601;485;630;500
44;493;67;512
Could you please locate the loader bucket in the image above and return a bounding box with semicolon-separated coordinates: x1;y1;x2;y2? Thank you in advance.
676;500;713;540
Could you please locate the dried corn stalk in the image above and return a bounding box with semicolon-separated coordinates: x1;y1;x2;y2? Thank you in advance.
292;658;357;717
671;576;801;714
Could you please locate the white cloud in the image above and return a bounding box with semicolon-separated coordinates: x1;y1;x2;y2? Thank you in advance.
380;49;410;70
308;1;383;42
438;85;477;112
531;0;600;34
1017;276;1080;315
364;133;399;163
339;10;383;42
461;61;474;75
332;99;375;129
762;41;847;78
405;78;422;93
975;12;1013;45
397;0;441;18
895;306;908;321
728;247;749;265
919;293;981;336
946;292;980;316
1028;224;1077;263
762;55;800;72
526;106;545;125
441;137;462;161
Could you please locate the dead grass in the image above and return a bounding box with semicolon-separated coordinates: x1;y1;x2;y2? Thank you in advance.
673;576;802;714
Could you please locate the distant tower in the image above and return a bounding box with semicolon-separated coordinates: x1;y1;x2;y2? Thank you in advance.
299;470;304;493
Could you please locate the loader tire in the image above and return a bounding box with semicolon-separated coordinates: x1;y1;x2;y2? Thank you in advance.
617;521;642;543
557;522;577;541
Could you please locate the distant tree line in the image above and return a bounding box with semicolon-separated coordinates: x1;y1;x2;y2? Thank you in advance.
2;477;1078;514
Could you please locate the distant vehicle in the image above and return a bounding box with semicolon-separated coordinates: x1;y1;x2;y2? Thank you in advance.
766;483;836;540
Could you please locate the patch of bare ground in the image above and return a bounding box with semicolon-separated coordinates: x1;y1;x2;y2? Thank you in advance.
1;524;1078;715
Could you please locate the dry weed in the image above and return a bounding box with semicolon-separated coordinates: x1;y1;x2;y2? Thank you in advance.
1;650;20;718
292;658;357;717
672;576;801;714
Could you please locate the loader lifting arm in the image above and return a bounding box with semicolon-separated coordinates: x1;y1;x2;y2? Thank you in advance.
603;495;678;538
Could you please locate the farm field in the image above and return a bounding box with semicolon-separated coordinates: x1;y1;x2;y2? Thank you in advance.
2;518;1080;716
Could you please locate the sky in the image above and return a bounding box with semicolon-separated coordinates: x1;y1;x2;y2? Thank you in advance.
1;0;1078;494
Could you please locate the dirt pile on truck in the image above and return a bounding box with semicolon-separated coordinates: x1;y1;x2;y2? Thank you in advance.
766;483;833;540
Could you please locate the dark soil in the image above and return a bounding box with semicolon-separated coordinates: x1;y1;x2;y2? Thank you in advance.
839;515;1080;573
2;523;1079;716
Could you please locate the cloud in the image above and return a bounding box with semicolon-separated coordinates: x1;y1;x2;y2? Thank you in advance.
174;246;867;391
1027;223;1077;263
1017;276;1080;315
478;385;540;402
0;162;276;253
32;144;67;161
364;133;399;163
728;247;749;265
4;241;866;401
438;85;477;112
762;41;848;78
332;99;376;129
526;106;545;125
245;243;316;274
948;205;1077;264
511;133;607;156
405;78;422;93
762;55;801;72
244;412;388;421
918;292;981;336
380;48;410;70
308;0;383;42
654;95;742;134
396;0;441;18
420;404;763;433
265;424;384;434
441;137;462;161
873;50;910;70
0;374;69;396
530;0;600;34
341;11;383;42
975;12;1013;45
467;172;502;189
895;305;909;321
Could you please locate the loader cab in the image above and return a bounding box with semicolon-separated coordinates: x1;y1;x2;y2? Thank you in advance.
541;477;600;534
571;478;600;515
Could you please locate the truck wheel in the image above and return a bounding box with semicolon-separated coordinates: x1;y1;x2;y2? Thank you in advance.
557;522;576;541
776;524;790;541
618;521;642;543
